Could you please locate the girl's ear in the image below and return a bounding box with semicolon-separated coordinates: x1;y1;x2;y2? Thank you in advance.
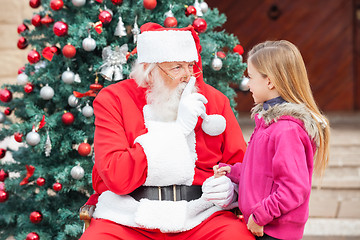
267;77;276;90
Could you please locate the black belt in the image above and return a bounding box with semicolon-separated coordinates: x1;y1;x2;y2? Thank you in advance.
130;185;202;201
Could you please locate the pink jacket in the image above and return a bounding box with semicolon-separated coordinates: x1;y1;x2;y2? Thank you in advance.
222;103;320;240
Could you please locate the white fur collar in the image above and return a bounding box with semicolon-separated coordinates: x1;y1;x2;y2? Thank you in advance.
251;102;320;145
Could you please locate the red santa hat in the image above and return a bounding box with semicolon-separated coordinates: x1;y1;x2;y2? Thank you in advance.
137;23;201;64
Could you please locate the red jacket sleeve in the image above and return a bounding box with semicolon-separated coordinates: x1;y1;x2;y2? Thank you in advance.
92;87;148;195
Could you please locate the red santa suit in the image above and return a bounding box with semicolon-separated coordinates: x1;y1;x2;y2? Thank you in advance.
80;23;254;240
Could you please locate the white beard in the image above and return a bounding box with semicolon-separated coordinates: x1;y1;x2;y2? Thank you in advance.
146;71;193;122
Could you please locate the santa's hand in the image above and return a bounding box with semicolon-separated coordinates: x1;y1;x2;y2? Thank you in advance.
176;77;208;136
201;176;236;208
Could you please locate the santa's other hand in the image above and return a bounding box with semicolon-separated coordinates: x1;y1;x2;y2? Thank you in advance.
202;176;235;208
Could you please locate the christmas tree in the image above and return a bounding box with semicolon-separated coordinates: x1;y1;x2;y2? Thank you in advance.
0;0;247;239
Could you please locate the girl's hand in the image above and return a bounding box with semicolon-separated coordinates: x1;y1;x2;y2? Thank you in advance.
213;165;231;178
247;214;264;237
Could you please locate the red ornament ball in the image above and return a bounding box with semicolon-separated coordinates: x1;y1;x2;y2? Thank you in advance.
90;83;103;91
111;0;123;5
36;177;45;186
185;6;197;16
17;23;29;34
62;112;75;125
164;17;177;28
0;190;9;202
143;0;157;10
17;37;28;50
78;142;91;156
31;14;42;27
18;66;26;74
192;18;207;33
0;169;9;181
53;182;62;191
233;44;244;55
4;107;12;116
62;44;76;58
30;211;43;224
29;0;41;8
53;21;68;36
24;83;34;93
0;182;4;191
217;51;226;59
26;232;40;240
99;10;112;24
0;89;13;103
14;132;23;142
0;149;6;159
27;50;41;64
40;15;54;27
50;0;64;11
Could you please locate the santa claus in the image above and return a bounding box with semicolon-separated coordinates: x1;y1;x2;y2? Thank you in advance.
80;22;254;240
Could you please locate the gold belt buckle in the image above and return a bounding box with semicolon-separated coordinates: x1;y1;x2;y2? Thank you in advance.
173;185;177;201
158;186;162;201
158;185;177;201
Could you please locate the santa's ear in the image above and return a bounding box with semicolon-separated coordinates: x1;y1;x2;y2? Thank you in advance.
143;63;152;77
144;63;154;86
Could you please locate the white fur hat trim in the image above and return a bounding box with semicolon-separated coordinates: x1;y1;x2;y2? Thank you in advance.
137;30;199;63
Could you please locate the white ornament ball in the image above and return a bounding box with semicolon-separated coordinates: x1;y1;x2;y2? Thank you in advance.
68;94;79;107
70;165;85;180
211;57;223;71
40;85;55;100
200;1;209;13
72;0;86;7
17;73;29;85
239;77;250;91
26;131;41;146
82;105;94;117
202;114;226;136
82;36;96;52
61;69;75;84
0;112;6;123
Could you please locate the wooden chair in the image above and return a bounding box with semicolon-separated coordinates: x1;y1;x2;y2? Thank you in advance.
79;204;95;230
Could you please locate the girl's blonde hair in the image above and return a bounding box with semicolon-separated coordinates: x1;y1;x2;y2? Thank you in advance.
248;40;330;176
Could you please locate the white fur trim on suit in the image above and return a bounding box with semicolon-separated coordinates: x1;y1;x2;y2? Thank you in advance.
135;199;187;231
135;119;195;186
137;30;199;63
93;191;221;233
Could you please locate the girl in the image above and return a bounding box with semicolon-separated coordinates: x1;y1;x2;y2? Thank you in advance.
214;40;330;240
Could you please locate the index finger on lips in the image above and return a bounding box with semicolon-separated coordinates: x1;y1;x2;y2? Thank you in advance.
181;76;196;97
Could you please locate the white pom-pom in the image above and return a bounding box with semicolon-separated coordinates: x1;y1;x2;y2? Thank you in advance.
201;114;226;136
